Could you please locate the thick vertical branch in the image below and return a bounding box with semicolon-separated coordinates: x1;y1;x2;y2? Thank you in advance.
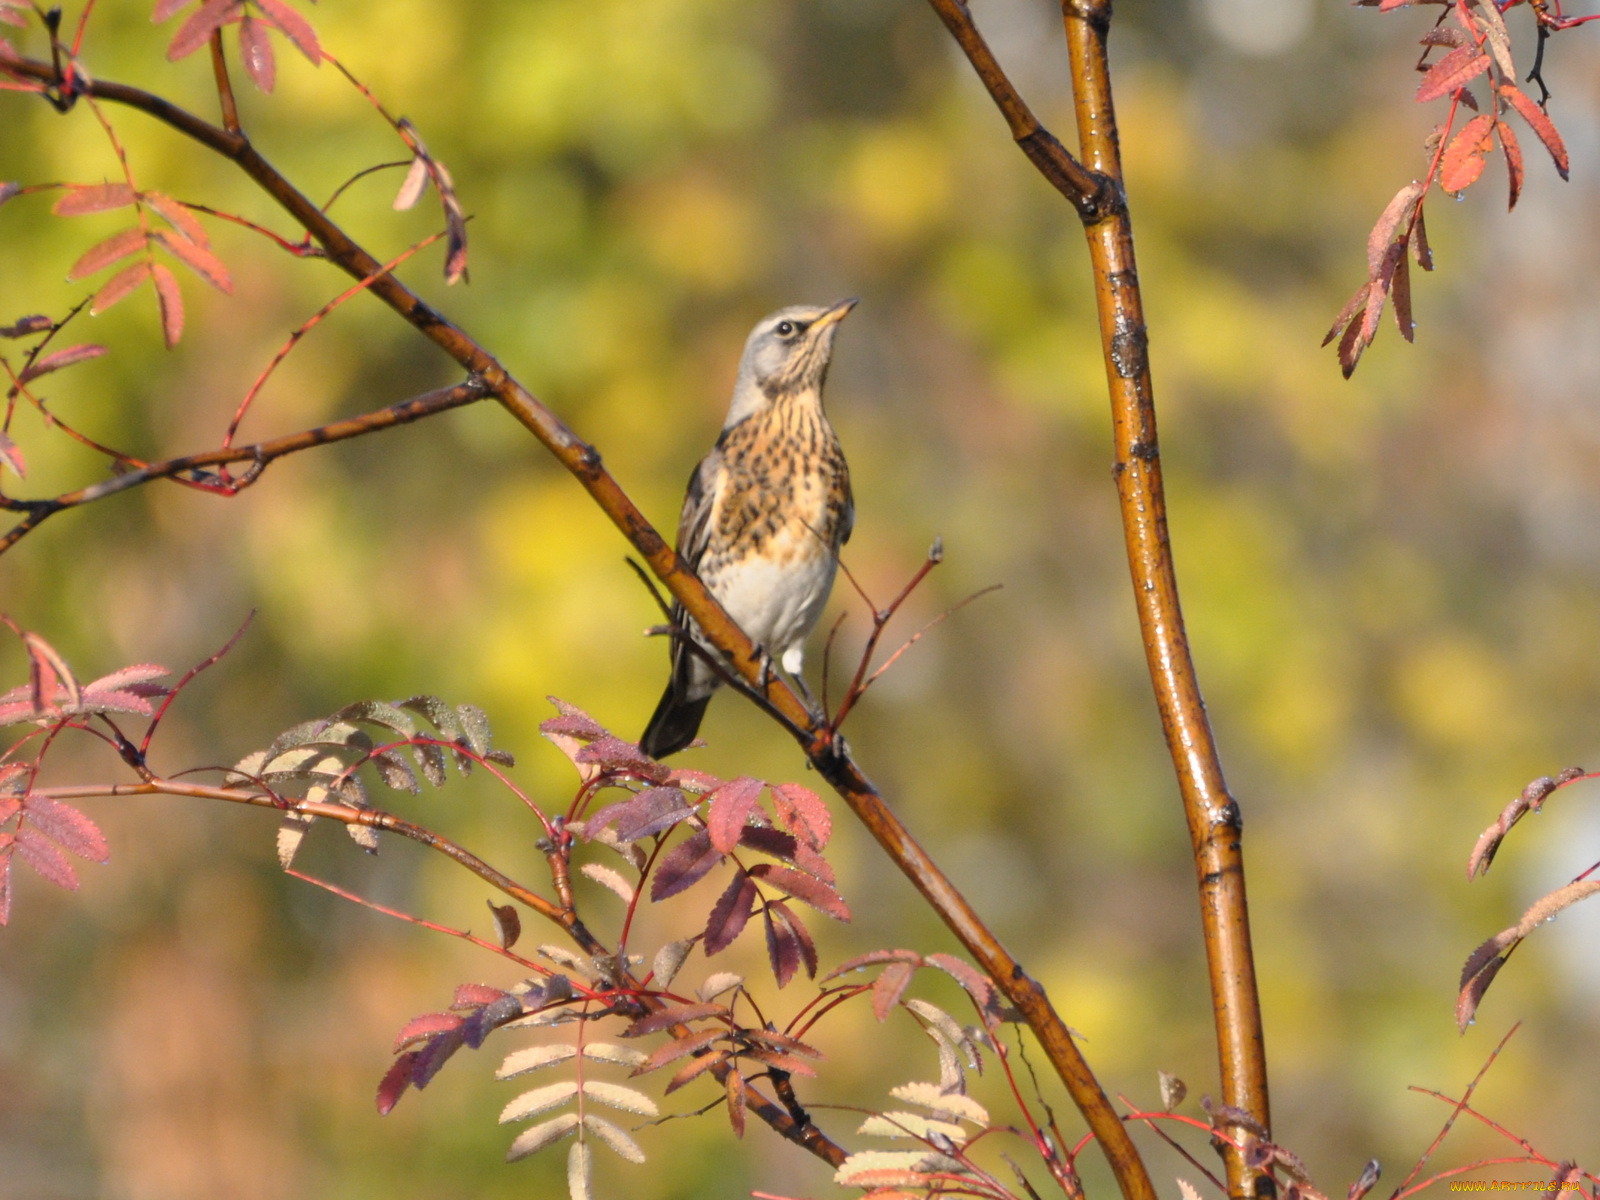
1060;2;1271;1192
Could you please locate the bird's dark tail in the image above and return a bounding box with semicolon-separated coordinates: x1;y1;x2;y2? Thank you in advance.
640;685;711;759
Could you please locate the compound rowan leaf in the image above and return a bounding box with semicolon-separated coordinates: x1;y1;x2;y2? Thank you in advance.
1415;47;1489;103
1500;82;1569;180
238;13;275;92
52;183;136;215
68;228;147;281
90;261;152;315
1440;113;1495;193
151;262;185;348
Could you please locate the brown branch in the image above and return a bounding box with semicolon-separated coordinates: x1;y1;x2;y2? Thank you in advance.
1054;2;1269;1193
0;379;488;553
6;54;1136;1189
921;0;1115;220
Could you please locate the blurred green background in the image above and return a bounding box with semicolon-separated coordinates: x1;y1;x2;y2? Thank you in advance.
4;0;1600;1195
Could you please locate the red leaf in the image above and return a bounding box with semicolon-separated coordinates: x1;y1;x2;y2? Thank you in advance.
152;230;232;293
770;781;831;849
68;228;148;281
142;192;209;247
633;1028;724;1076
749;864;850;921
52;183;136;216
16;825;79;889
1440;113;1495;193
375;1049;419;1114
772;902;817;979
584;785;689;842
871;960;916;1020
824;948;923;981
1498;118;1524;210
1415;48;1490;103
23;796;108;862
1322;280;1372;349
664;1046;729;1093
25;631;78;712
166;0;239;61
1412;204;1433;270
575;735;668;780
762;906;800;987
1366;182;1422;279
650;830;723;900
1500;82;1569;180
18;342;108;383
91;261;152;316
238;14;275;92
255;0;320;64
706;775;763;854
0;430;24;478
453;982;511;1009
623;1001;728;1038
392;1011;462;1053
151;263;185;348
926;953;997;1009
0;3;25;28
1378;0;1410;10
0;855;11;926
704;869;757;954
725;1069;746;1138
1391;249;1414;344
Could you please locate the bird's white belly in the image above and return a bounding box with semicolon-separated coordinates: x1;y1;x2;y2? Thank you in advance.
713;537;838;672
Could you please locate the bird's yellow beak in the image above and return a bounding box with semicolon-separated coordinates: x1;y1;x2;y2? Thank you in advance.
813;297;859;329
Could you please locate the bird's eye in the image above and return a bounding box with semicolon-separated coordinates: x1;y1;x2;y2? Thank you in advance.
774;320;797;337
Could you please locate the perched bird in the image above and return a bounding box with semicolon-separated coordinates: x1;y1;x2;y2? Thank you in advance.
640;299;857;758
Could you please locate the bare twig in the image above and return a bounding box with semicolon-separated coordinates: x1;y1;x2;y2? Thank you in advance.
0;379;487;553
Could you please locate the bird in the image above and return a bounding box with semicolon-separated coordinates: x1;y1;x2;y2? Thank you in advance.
640;298;857;758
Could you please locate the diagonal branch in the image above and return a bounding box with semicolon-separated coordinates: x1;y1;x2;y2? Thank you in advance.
5;54;1146;1194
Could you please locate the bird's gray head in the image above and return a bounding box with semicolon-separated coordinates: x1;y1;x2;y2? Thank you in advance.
723;298;857;428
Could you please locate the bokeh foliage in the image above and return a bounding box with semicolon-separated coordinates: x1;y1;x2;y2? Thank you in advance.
4;0;1600;1196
